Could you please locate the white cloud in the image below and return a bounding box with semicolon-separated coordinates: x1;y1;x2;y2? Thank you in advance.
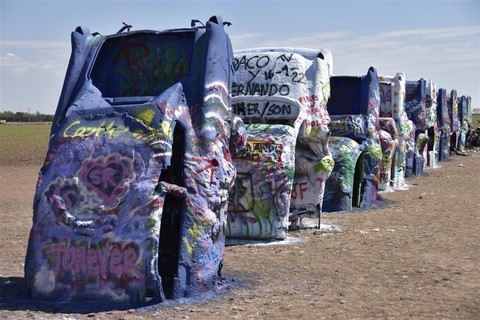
0;40;69;79
0;40;69;50
1;25;478;114
379;26;479;40
230;32;265;47
232;25;479;102
0;40;70;113
1;52;32;78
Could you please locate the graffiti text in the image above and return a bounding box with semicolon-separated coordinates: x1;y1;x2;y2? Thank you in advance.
64;120;129;139
46;239;142;281
233;101;296;119
238;140;282;162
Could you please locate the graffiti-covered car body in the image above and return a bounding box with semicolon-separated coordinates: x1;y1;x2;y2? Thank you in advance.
448;89;461;154
465;95;472;127
377;73;412;190
457;95;471;153
227;48;334;240
323;67;382;212
405;79;429;176
324;135;362;212
436;88;451;161
25;16;243;304
425;79;439;167
377;118;398;191
377;74;401;192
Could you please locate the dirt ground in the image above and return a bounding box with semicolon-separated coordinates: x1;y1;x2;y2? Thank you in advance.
1;150;479;320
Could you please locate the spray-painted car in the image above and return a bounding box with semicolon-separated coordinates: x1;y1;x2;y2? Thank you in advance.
377;75;400;192
456;95;471;153
227;48;334;240
377;120;398;192
25;16;245;304
323;67;382;212
405;79;429;176
448;89;461;155
377;73;413;190
425;79;440;167
436;88;451;161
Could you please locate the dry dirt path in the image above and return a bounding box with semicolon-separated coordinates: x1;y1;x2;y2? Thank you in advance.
1;151;479;319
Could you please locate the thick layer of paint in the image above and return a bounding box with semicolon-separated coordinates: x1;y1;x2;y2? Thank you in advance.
228;48;333;239
405;79;429;176
325;67;382;211
25;16;242;304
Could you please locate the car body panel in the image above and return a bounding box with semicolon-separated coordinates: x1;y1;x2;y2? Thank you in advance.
405;79;429;176
436;88;451;161
325;67;382;211
25;16;241;304
228;48;333;239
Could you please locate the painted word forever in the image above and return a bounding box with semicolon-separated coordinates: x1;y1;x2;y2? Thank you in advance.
46;239;142;281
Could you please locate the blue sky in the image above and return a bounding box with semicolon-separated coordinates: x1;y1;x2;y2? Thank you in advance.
1;0;479;114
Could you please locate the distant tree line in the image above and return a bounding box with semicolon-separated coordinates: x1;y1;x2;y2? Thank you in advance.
0;111;54;122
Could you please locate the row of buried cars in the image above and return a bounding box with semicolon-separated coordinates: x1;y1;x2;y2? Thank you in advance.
24;16;474;305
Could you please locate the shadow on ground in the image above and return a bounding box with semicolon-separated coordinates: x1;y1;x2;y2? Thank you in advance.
0;276;157;314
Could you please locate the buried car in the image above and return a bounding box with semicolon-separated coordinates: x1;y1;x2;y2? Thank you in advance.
404;78;430;176
456;95;472;153
227;48;334;240
377;73;413;190
323;67;383;212
25;16;244;304
436;88;451;162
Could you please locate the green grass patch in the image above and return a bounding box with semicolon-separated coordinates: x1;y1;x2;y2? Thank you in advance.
0;123;51;165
